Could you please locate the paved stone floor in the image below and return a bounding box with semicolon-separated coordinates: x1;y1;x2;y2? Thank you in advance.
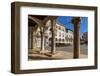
28;44;88;60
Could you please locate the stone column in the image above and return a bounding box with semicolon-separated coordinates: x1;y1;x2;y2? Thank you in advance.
28;30;31;49
72;17;81;58
32;33;36;49
31;30;33;49
73;23;80;58
40;27;45;51
51;19;56;54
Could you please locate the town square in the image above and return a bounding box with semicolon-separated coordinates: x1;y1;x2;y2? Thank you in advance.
28;15;88;60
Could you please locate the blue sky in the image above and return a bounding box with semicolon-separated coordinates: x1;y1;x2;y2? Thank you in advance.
56;16;88;37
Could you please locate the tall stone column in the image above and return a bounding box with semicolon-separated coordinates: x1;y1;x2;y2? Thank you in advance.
72;17;81;58
51;19;56;54
73;23;80;58
31;30;33;49
28;30;31;49
40;27;45;51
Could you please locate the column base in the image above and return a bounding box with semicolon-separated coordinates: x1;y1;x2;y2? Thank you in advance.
45;51;57;57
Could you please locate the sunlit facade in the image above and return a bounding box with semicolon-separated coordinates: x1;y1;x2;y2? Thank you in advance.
28;20;73;49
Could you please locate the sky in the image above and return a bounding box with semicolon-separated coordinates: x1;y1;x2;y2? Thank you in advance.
56;16;88;37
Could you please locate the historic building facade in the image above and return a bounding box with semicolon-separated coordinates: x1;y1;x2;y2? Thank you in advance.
82;32;88;44
28;19;73;49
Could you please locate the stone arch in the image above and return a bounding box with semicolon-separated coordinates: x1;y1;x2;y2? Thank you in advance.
28;16;42;26
28;16;42;49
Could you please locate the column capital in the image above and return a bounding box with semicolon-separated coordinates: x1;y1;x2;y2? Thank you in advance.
71;17;81;25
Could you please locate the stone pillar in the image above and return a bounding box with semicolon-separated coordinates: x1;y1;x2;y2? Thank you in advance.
72;17;81;58
40;27;45;51
32;33;36;49
73;23;80;58
28;30;31;49
51;19;56;54
31;30;33;49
